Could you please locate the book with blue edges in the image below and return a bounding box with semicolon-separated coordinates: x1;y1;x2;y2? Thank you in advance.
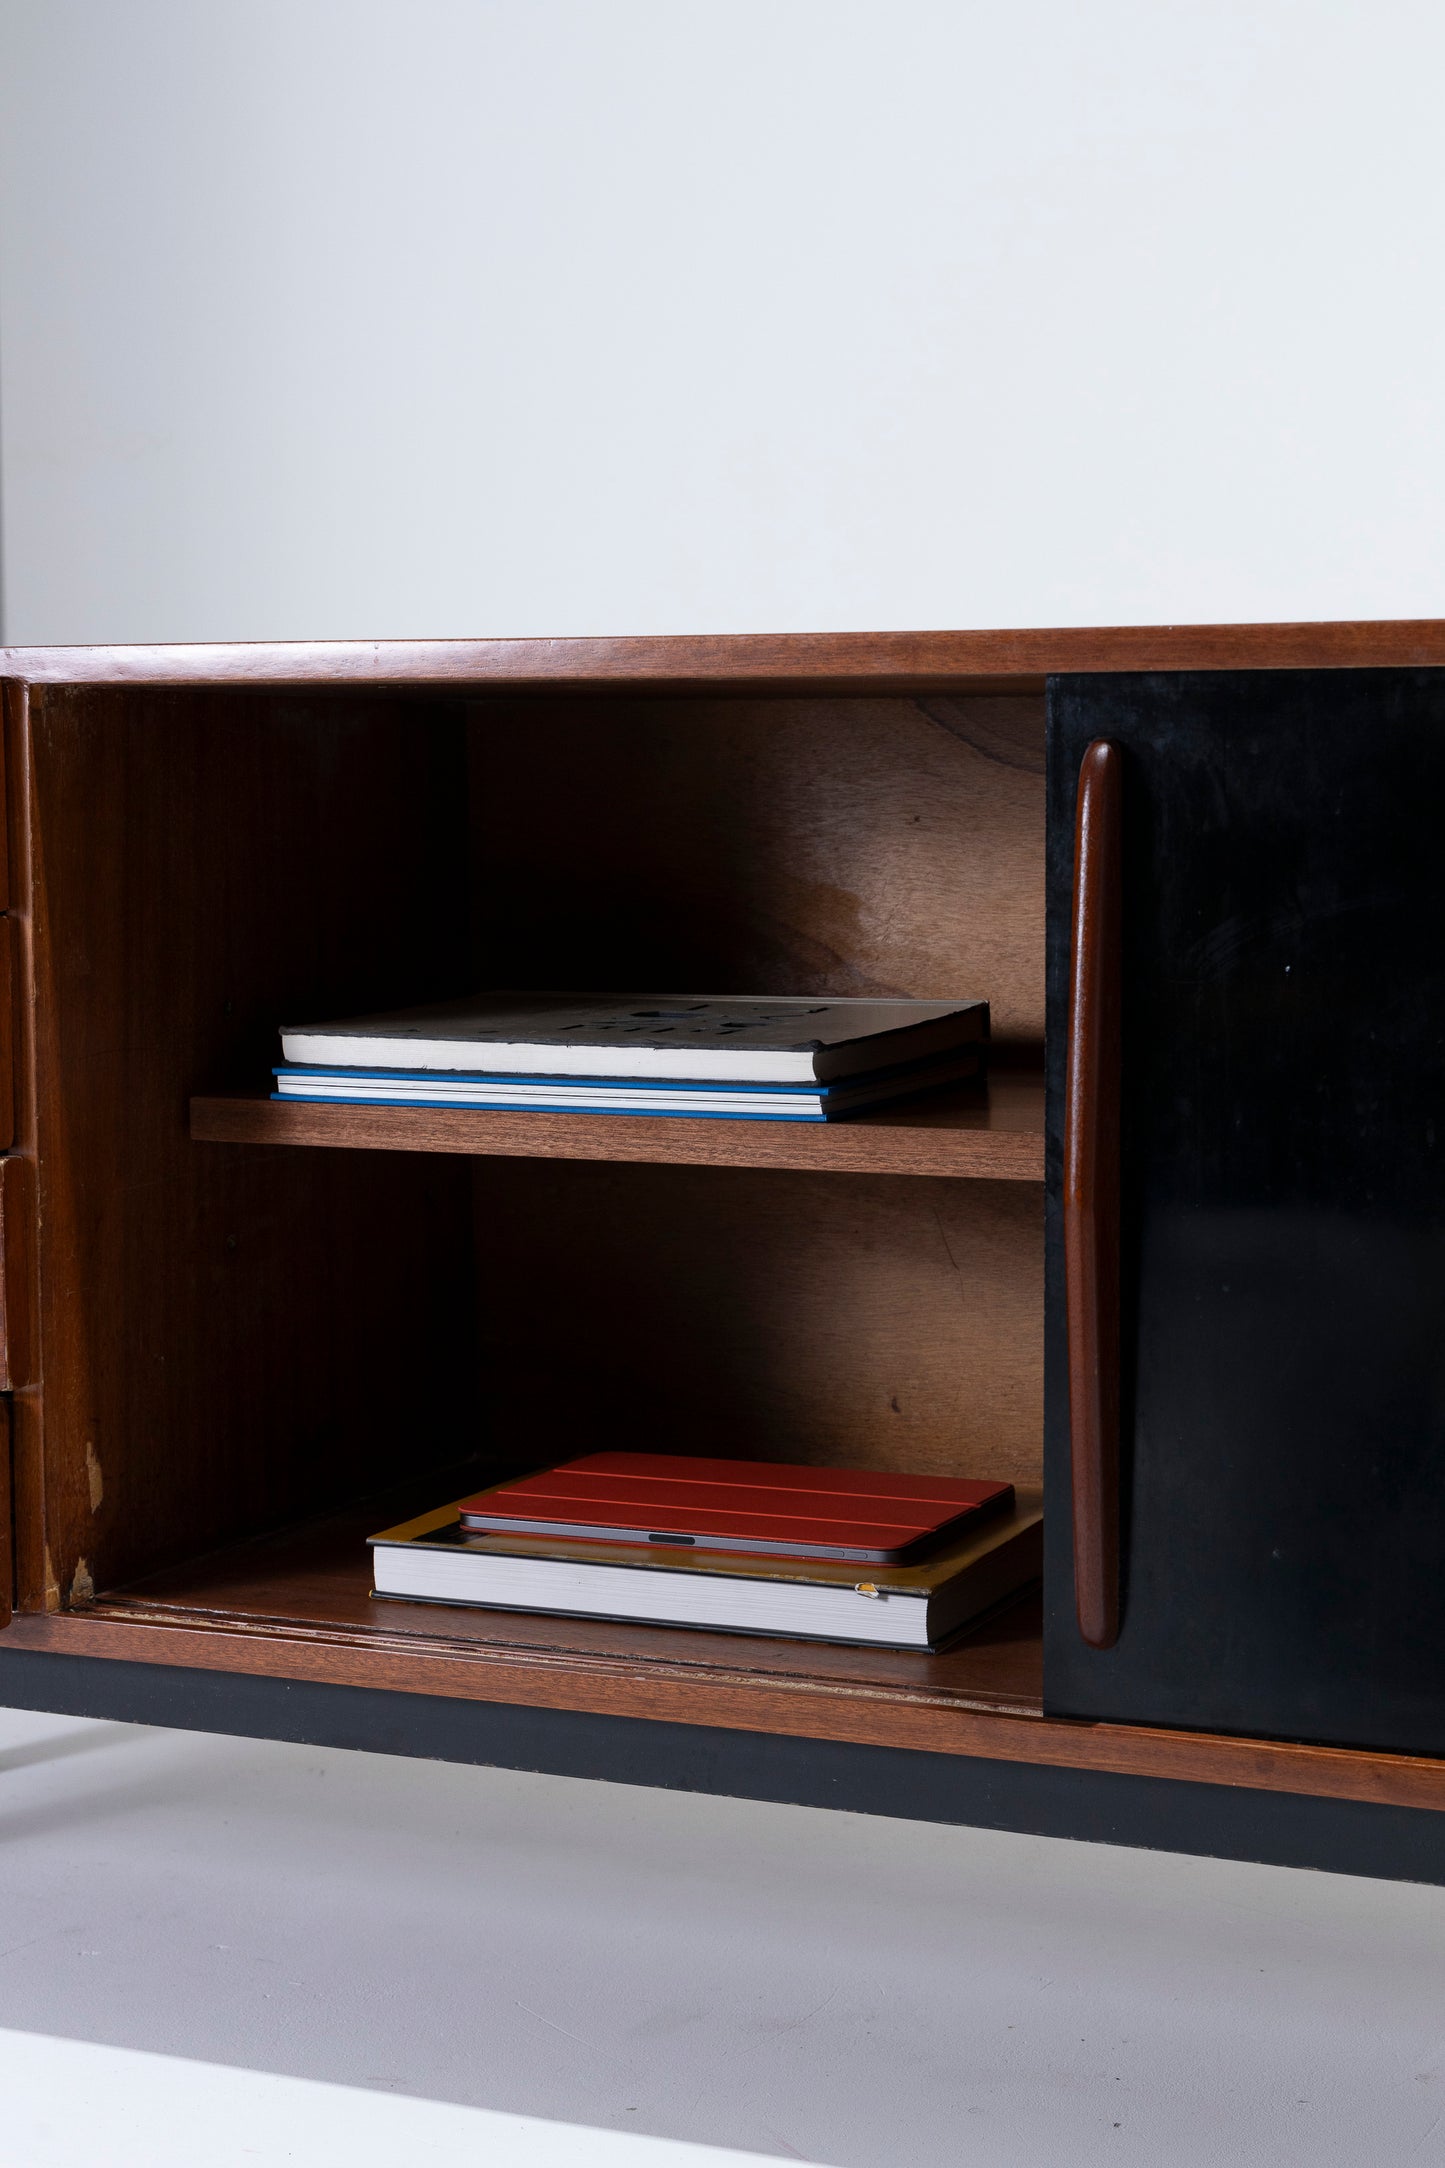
275;993;988;1120
272;1048;981;1120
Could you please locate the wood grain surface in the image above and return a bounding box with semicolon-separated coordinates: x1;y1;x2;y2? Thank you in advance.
91;1489;1046;1710
0;1400;10;1630
472;1159;1044;1487
0;917;15;1153
0;680;9;906
4;678;43;1613
1064;742;1123;1649
6;619;1445;689
468;690;1046;1043
191;1071;1046;1181
6;1493;1445;1811
9;678;1050;1607
458;686;1046;1492
10;638;1432;1816
0;1153;35;1392
19;687;485;1607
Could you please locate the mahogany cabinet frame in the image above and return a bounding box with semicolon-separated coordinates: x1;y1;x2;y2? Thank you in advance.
2;622;1444;1885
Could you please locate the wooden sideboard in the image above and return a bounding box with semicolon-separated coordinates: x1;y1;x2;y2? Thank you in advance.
3;623;1445;1882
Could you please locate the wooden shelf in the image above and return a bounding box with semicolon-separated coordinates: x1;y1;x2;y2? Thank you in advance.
4;1490;1046;1732
11;1490;1445;1815
189;1071;1046;1181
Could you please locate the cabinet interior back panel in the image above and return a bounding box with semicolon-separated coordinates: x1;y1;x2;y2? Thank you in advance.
466;690;1045;1490
465;691;1046;1049
473;1161;1043;1487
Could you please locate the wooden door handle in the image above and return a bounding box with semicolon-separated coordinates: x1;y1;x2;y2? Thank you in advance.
1065;739;1123;1649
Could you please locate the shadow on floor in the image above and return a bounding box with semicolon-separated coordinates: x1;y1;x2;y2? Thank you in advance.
0;1723;143;1777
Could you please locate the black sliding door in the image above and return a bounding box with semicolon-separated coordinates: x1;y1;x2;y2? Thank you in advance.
1044;669;1445;1754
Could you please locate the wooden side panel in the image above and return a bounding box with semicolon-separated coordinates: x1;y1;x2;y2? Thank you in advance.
0;917;15;1152
0;683;29;1626
0;690;22;1392
26;687;484;1605
4;679;42;1611
0;1154;34;1391
0;1398;10;1629
0;684;10;908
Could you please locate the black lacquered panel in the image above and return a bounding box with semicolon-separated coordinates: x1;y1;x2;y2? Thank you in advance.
1045;669;1445;1753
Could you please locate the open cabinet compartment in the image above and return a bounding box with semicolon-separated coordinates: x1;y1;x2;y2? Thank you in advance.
7;674;1049;1741
11;629;1445;1864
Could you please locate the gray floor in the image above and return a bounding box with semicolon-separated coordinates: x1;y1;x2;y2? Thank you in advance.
2;1701;1444;2166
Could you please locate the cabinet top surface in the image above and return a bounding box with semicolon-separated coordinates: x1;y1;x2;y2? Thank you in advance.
4;620;1445;690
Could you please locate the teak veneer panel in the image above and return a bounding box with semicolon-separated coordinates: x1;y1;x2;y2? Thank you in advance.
457;685;1046;1487
13;632;1441;1831
5;678;43;1619
473;1162;1044;1488
467;691;1046;1046
0;1402;11;1629
17;1599;1443;1813
12;674;1051;1611
19;687;485;1607
6;1498;1445;1810
191;1072;1046;1180
7;619;1445;689
86;1497;1046;1710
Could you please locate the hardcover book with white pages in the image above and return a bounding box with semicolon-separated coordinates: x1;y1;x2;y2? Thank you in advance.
271;1045;982;1121
368;1487;1042;1651
280;992;988;1084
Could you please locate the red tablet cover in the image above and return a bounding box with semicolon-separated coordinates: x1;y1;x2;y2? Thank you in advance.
457;1452;1014;1563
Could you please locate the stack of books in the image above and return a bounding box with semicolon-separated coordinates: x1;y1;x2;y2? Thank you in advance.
274;992;988;1121
370;1453;1042;1651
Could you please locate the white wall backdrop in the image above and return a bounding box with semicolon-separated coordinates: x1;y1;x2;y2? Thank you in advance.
2;0;1443;644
